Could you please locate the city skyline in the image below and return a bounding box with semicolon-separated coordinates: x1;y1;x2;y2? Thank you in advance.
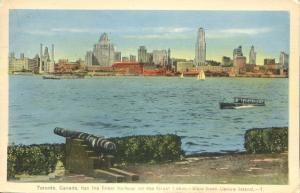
10;10;289;65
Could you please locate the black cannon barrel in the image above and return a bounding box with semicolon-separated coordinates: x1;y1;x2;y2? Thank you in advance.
54;127;116;152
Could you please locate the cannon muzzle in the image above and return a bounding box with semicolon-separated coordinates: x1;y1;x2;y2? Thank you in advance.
54;127;116;152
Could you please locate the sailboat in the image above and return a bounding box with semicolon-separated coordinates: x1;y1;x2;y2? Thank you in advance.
180;73;184;78
197;70;205;80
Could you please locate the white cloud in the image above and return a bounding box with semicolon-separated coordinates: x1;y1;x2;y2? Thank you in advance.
141;27;193;33
123;34;190;40
207;27;272;39
51;28;92;33
24;30;55;36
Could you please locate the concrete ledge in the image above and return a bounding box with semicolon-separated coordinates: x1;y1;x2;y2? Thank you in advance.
109;167;139;181
89;169;125;182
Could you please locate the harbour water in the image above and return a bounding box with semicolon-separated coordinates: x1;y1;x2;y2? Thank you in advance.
9;76;288;155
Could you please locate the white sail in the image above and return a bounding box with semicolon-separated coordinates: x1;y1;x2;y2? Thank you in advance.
197;70;205;80
180;73;184;78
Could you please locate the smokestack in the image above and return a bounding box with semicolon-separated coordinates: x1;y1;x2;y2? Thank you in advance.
39;44;43;73
51;44;54;62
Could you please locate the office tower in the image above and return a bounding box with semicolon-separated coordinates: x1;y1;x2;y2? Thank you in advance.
51;44;55;62
279;51;289;70
195;27;206;66
249;45;256;65
130;55;136;62
138;46;148;63
92;33;115;66
233;45;243;60
114;52;121;62
153;50;168;66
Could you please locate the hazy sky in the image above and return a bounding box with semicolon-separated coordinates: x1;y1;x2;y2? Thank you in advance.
10;10;289;65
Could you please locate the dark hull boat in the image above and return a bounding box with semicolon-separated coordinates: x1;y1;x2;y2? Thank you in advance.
220;97;265;109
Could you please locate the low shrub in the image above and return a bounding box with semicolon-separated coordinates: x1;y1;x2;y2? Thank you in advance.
244;127;288;153
7;134;183;179
7;144;65;179
109;134;183;163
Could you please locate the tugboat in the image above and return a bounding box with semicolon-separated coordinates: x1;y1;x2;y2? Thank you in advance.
219;97;265;109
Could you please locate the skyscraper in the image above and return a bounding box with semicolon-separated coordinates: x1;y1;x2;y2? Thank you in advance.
138;46;148;63
85;33;115;66
249;45;256;65
279;51;289;70
39;43;55;73
233;45;243;60
114;52;121;62
93;33;115;66
195;27;206;66
130;55;136;62
153;50;168;66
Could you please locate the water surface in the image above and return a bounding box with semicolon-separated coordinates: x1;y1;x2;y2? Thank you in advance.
9;76;288;154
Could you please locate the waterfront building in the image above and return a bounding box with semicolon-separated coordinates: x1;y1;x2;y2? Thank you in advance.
153;50;168;66
195;27;206;66
264;58;276;65
234;56;247;73
122;57;129;62
130;55;136;62
147;53;153;65
85;51;94;66
138;46;148;63
9;53;39;73
176;62;194;73
249;45;256;65
55;59;80;73
85;33;115;66
222;56;232;66
112;62;143;75
233;45;243;60
114;52;121;62
279;51;289;70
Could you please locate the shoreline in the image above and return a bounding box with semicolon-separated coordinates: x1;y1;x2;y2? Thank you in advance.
9;150;288;184
9;73;288;78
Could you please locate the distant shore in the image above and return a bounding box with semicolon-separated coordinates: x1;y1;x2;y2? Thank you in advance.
9;73;288;78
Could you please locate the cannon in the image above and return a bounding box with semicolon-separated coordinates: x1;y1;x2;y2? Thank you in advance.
54;127;116;153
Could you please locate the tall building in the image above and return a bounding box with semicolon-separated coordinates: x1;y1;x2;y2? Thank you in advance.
130;55;136;62
85;51;94;66
249;45;256;65
233;46;243;60
122;57;129;62
85;33;115;66
153;50;168;66
39;43;55;73
114;52;121;62
138;46;148;63
279;51;289;70
234;56;246;73
195;27;206;66
94;33;115;66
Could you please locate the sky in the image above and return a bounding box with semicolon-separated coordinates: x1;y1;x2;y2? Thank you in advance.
9;10;289;65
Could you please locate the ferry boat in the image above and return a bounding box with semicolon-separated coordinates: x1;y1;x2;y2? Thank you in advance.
219;97;265;109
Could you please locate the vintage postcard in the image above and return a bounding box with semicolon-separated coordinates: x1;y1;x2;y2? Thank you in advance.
0;0;299;193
